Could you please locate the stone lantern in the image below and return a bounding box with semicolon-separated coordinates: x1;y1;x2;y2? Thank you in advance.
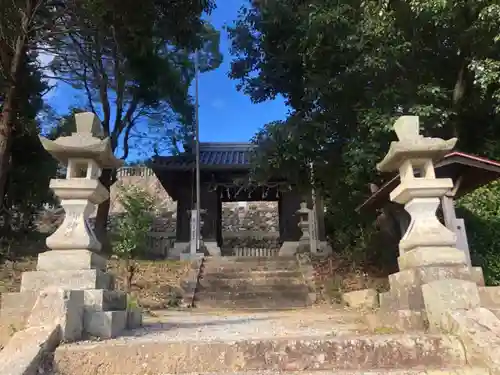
40;112;122;253
375;116;484;326
2;112;142;340
376;116;463;269
297;201;311;253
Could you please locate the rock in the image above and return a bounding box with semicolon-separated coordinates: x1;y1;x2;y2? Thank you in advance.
342;288;379;309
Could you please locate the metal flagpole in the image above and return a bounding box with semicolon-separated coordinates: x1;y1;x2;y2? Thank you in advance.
194;49;201;252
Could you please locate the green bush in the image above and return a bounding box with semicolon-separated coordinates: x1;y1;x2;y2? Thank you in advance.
457;180;500;285
114;185;156;291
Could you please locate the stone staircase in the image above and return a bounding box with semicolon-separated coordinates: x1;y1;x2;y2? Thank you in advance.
193;256;314;309
53;308;489;374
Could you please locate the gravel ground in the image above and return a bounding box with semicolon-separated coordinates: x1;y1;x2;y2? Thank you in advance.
67;307;368;348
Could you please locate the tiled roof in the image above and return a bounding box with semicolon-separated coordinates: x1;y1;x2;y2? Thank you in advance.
151;142;255;170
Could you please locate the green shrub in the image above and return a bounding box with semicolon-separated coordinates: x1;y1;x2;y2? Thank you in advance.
458;180;500;285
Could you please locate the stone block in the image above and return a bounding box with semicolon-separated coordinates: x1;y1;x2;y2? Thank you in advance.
83;310;127;338
388;264;473;289
379;285;425;311
0;325;61;375
83;289;127;312
36;250;106;271
422;279;480;332
342;289;379;309
179;252;204;261
365;309;428;332
398;246;467;270
479;286;500;308
1;291;37;321
278;241;299;256
27;288;84;342
20;269;113;292
471;266;485;286
444;307;500;372
204;241;221;256
127;307;143;329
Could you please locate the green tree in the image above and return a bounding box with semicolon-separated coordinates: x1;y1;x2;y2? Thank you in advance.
230;0;500;251
114;185;156;292
44;0;221;250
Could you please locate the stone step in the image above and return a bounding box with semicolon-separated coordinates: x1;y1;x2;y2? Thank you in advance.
204;256;296;264
203;263;300;273
155;369;489;375
53;333;467;374
198;277;306;290
194;297;312;309
201;270;303;280
479;286;500;307
195;288;310;302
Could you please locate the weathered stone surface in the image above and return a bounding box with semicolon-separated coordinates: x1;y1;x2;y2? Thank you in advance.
194;256;311;309
127;307;143;329
389;265;473;288
0;325;61;375
365;309;428;332
398;247;467;270
36;250;106;271
125;370;488;375
1;291;37;322
422;279;480;332
443;307;500;373
83;310;127;338
471;267;485;286
479;286;500;308
83;289;127;312
20;269;113;292
27;288;84;342
54;333;466;374
343;289;379;309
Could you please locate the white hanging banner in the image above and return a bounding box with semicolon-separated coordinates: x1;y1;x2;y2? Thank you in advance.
190;209;198;255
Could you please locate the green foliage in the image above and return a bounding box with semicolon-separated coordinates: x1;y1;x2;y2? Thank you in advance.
114;185;156;261
458;181;500;285
230;0;500;258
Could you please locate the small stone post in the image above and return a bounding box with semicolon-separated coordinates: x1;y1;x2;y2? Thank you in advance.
375;116;485;329
297;201;311;253
1;112;142;340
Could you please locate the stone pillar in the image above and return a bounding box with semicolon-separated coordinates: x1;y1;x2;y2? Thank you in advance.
172;189;191;258
1;112;140;340
376;116;484;327
278;189;302;256
216;193;223;249
200;186;221;256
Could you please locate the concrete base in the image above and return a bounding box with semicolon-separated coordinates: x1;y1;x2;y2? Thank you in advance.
37;249;107;271
318;241;332;254
2;249;136;340
170;242;189;259
380;264;480;311
204;241;221;256
398;246;467;270
20;269;114;292
279;241;299;256
83;310;127;339
83;289;127;312
180;252;205;261
127;307;143;329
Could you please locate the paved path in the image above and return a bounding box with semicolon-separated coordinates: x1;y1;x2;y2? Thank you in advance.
70;306;368;347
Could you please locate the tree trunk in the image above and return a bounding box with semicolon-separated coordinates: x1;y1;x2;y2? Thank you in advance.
94;168;115;253
0;4;32;217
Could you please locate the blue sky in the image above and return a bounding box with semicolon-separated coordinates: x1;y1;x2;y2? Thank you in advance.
46;0;289;160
